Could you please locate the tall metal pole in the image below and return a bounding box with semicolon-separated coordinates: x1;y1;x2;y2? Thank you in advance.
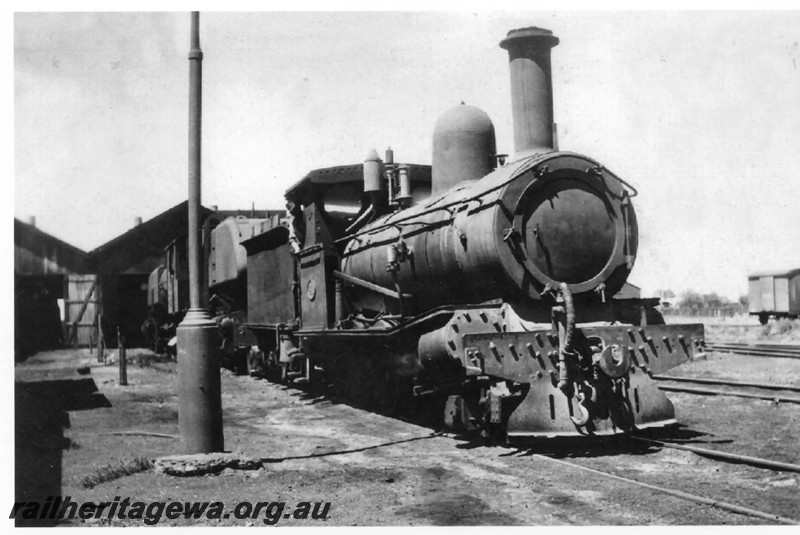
188;11;203;311
177;11;224;454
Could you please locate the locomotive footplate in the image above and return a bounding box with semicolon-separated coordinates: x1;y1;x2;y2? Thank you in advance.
459;323;705;437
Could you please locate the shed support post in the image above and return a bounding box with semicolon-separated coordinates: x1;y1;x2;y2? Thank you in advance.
118;327;127;386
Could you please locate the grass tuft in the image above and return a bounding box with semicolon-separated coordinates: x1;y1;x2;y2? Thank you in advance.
760;318;800;339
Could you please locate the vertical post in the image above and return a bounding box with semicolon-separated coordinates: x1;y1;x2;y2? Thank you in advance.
177;11;224;454
96;313;105;363
187;14;203;312
152;319;159;353
334;278;343;323
118;327;128;386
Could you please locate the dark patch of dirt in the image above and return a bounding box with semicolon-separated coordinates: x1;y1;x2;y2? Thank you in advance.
397;493;522;525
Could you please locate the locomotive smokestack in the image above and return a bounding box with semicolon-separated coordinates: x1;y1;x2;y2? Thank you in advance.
500;27;559;155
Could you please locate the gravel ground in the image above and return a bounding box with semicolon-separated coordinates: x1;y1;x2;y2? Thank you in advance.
13;334;800;527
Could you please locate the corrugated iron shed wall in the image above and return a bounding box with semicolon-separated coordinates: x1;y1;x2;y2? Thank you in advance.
14;219;88;357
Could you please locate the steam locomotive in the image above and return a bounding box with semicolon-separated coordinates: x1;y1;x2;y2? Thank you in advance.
152;27;705;439
145;211;281;362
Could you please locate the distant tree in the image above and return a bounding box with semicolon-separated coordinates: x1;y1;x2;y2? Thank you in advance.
674;290;741;316
702;292;727;308
738;294;749;307
679;291;703;309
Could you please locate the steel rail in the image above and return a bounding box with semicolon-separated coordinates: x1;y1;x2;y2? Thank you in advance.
710;343;800;350
529;453;798;524
653;374;800;393
711;344;800;351
710;346;800;356
707;343;800;359
710;344;800;355
656;384;800;404
630;436;800;474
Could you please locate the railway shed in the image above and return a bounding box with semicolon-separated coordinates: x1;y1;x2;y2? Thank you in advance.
86;201;276;349
14;217;89;359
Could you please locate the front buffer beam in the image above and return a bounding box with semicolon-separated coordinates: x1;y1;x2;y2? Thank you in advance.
458;323;705;437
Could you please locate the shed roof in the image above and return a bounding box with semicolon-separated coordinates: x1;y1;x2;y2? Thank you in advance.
748;268;800;279
87;201;207;274
87;202;283;275
14;218;87;275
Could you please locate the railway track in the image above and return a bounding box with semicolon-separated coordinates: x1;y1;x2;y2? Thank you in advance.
439;426;800;524
653;374;800;404
517;432;800;524
629;436;800;473
707;342;800;359
530;451;798;525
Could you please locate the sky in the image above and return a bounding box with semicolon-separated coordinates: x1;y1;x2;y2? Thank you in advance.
11;8;800;300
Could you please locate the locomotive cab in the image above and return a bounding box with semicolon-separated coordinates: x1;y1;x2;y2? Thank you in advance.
283;162;434;249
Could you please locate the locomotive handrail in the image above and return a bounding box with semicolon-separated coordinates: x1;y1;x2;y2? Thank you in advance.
332;270;412;301
589;165;639;200
282;303;505;338
333;155;542;245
